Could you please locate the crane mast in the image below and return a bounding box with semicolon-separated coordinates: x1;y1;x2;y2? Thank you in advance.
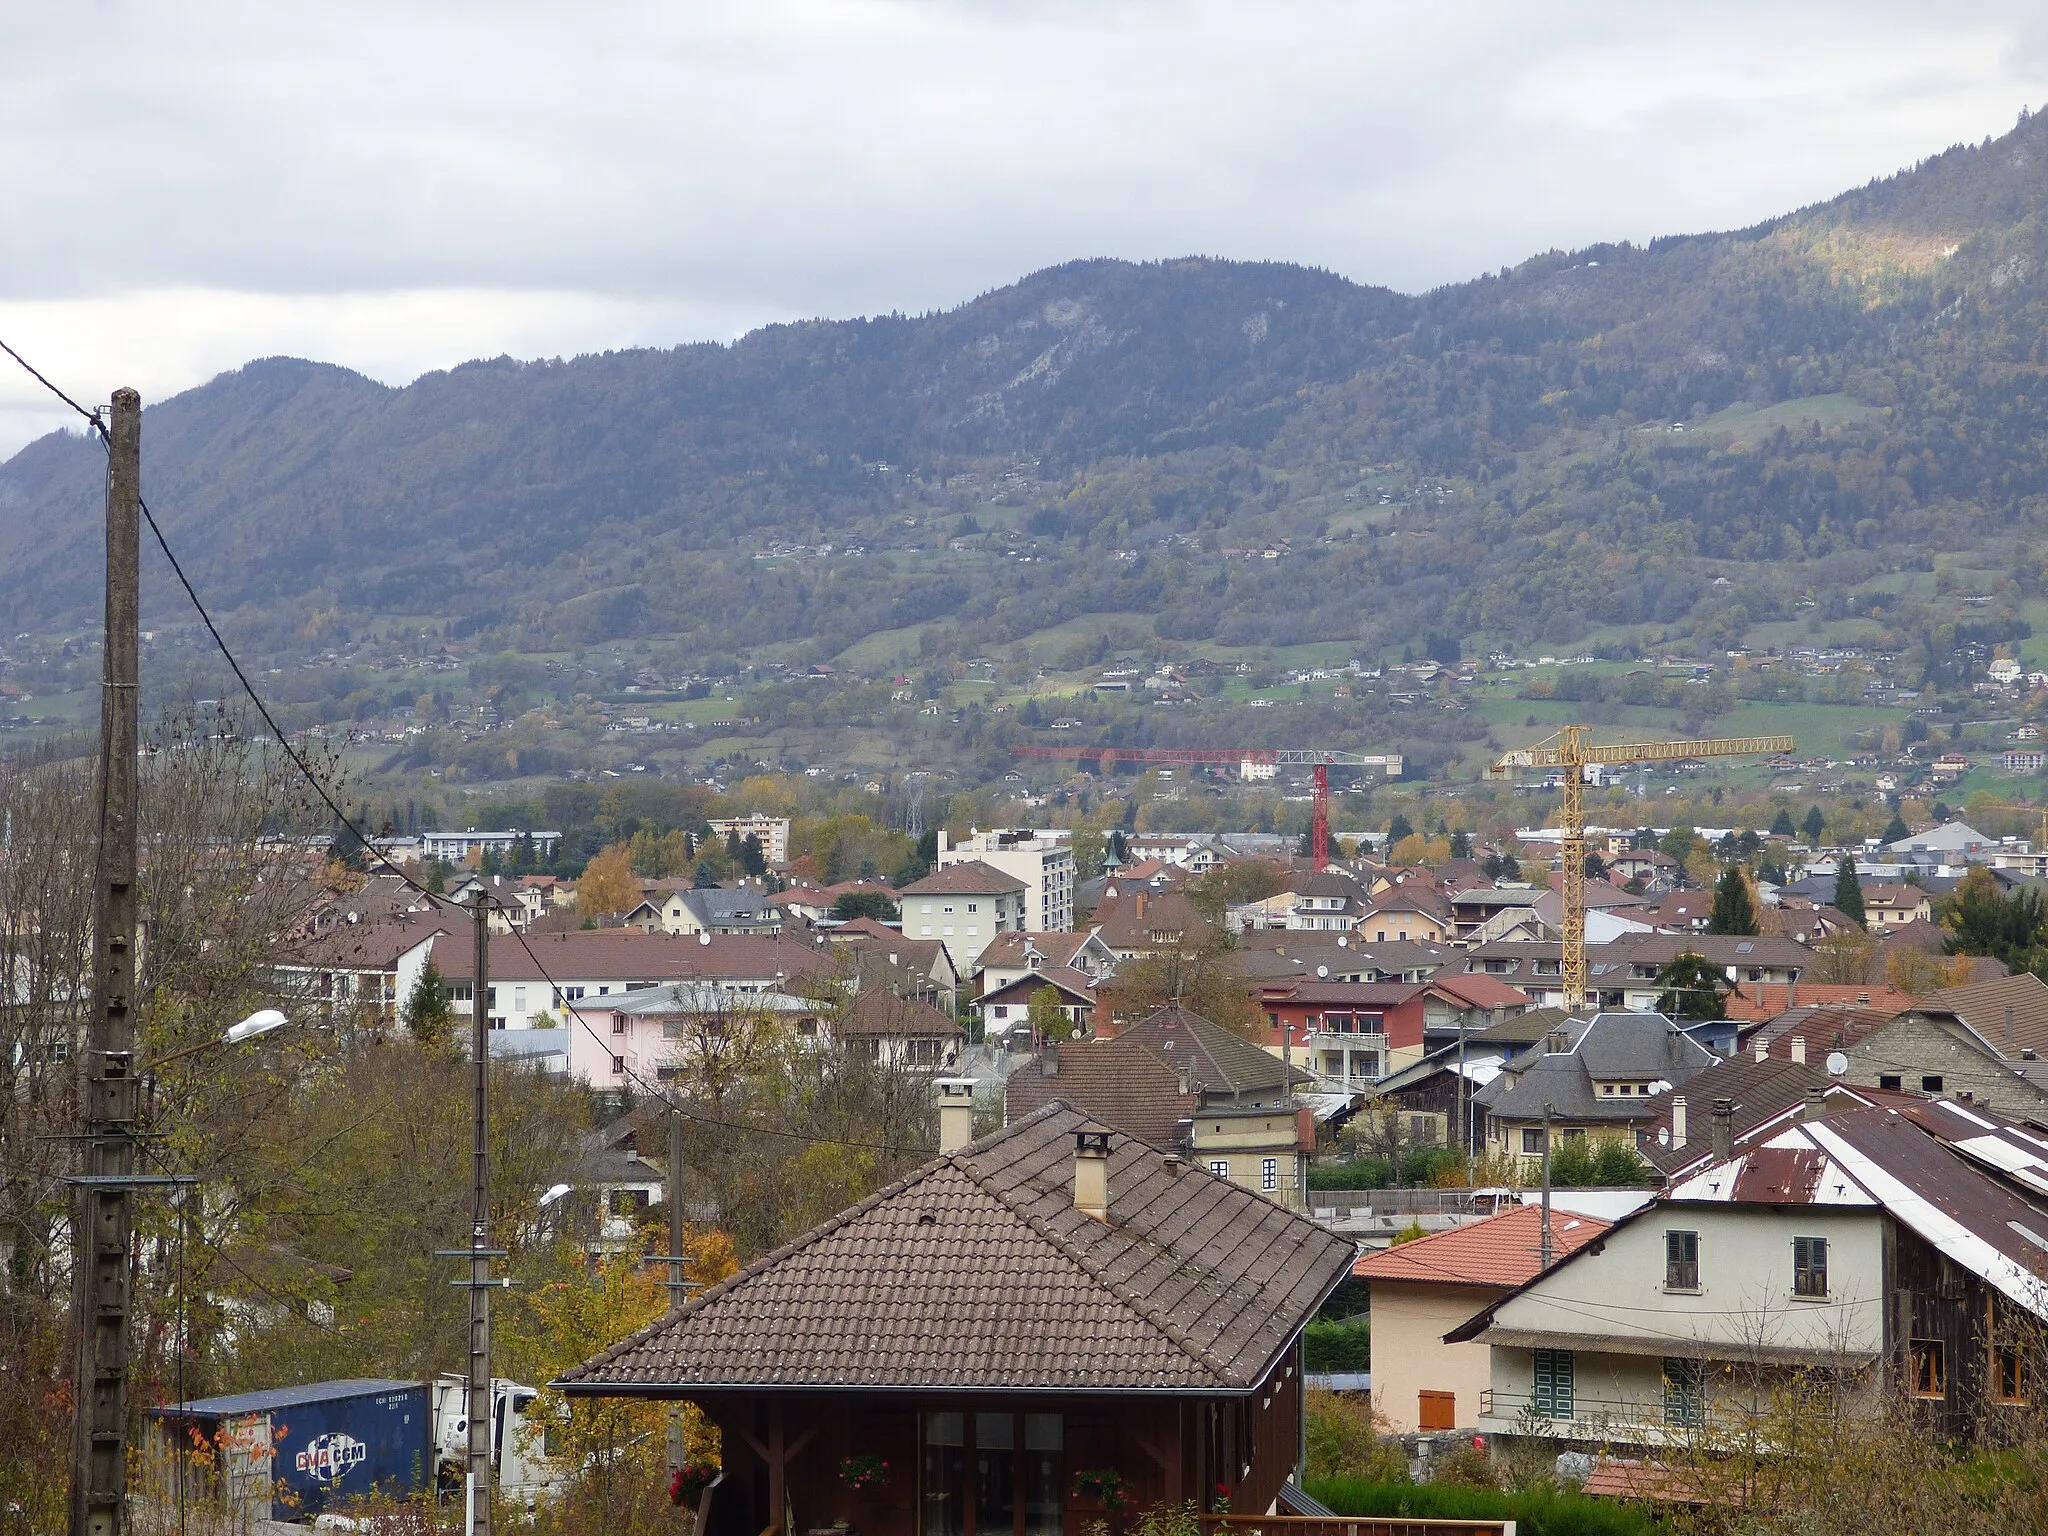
1488;728;1794;1013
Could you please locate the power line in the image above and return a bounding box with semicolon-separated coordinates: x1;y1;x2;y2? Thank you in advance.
1;336;943;1168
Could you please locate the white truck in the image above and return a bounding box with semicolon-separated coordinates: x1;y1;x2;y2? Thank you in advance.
429;1375;562;1509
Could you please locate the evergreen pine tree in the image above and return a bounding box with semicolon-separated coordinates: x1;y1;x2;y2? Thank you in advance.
1707;865;1758;935
1771;808;1797;838
1802;805;1826;844
1386;813;1415;846
1450;830;1472;858
1834;857;1866;929
1881;814;1910;845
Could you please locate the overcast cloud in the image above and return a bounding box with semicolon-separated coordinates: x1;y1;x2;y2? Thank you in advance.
3;0;2046;454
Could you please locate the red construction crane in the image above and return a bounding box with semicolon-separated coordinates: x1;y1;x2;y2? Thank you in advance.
1012;745;1402;867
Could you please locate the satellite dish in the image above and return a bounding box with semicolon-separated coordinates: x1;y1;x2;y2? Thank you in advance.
1317;965;1329;979
1826;1051;1849;1077
1657;1127;1671;1146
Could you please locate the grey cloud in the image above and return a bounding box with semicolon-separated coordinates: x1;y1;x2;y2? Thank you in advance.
3;0;2048;454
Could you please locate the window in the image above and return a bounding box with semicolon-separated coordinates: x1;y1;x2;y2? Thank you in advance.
451;983;473;1002
1210;1160;1230;1178
1262;1158;1279;1192
486;987;498;1008
1911;1339;1945;1399
1995;1343;2026;1405
1793;1236;1828;1298
611;1055;625;1075
1879;1074;1902;1091
611;1016;626;1036
925;1411;1061;1536
967;903;978;913
1665;1231;1700;1291
514;986;527;1011
1921;1075;1944;1094
1532;1349;1574;1419
1522;1128;1548;1154
1663;1358;1705;1427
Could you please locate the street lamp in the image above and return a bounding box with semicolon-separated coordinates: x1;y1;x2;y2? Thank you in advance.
148;1008;291;1069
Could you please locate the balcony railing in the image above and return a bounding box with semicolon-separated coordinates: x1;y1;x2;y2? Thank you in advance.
1478;1388;1700;1435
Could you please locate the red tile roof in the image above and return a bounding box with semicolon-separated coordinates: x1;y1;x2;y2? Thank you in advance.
1351;1204;1611;1289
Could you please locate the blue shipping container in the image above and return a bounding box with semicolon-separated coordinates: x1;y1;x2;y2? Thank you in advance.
149;1379;430;1519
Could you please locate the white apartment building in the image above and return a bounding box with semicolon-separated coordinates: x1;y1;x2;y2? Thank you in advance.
898;861;1028;971
937;827;1075;932
707;815;791;866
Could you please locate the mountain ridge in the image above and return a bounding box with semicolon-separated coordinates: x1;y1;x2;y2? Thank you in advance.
5;110;2048;668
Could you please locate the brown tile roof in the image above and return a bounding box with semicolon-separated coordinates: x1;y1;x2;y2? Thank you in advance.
1004;1042;1197;1148
1722;984;1913;1024
427;929;843;985
1635;1056;1832;1175
980;967;1096;1007
900;860;1027;896
1915;972;2048;1055
555;1102;1355;1395
836;990;961;1039
1093;891;1217;951
1113;1004;1301;1098
974;931;1096;972
1352;1204;1610;1289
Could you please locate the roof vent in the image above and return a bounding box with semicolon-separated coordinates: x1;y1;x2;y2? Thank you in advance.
1790;1035;1806;1066
1073;1130;1111;1221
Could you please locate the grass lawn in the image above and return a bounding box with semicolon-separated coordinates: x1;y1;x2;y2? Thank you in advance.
1693;392;1886;445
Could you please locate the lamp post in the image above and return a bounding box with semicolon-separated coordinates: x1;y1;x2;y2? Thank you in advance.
148;1009;291;1070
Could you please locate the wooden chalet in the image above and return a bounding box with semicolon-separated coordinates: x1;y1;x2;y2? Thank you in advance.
557;1102;1355;1536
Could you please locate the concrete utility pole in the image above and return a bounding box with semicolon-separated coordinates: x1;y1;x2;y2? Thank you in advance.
666;1104;688;1472
1539;1102;1555;1272
466;890;495;1536
69;388;141;1536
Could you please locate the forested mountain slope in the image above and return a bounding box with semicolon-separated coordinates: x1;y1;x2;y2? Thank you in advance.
6;110;2048;665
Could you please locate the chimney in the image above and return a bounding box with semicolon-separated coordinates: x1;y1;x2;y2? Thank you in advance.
1790;1035;1807;1066
1803;1088;1828;1123
1546;1029;1571;1054
1134;892;1147;920
1711;1097;1735;1162
1787;978;1797;1009
1073;1130;1111;1221
1755;1038;1769;1063
937;1078;977;1154
1040;1042;1060;1078
1671;1094;1688;1149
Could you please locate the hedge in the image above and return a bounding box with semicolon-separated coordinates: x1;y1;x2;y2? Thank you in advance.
1304;1478;1661;1536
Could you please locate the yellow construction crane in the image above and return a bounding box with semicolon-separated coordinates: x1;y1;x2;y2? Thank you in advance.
1488;727;1795;1012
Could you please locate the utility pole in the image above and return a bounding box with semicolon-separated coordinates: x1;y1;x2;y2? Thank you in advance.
1539;1102;1555;1272
465;890;495;1536
70;387;141;1536
665;1104;688;1473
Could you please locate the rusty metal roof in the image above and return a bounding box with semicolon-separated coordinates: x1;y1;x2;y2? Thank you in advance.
1670;1106;2048;1317
556;1101;1355;1396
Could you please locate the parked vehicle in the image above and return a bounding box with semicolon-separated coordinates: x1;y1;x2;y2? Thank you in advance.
147;1374;558;1525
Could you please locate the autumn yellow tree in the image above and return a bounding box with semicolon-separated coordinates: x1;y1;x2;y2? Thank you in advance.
578;841;641;915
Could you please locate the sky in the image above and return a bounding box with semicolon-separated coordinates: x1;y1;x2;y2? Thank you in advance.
4;0;2047;456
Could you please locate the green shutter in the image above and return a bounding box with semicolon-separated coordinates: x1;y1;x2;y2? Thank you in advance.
1533;1349;1574;1419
